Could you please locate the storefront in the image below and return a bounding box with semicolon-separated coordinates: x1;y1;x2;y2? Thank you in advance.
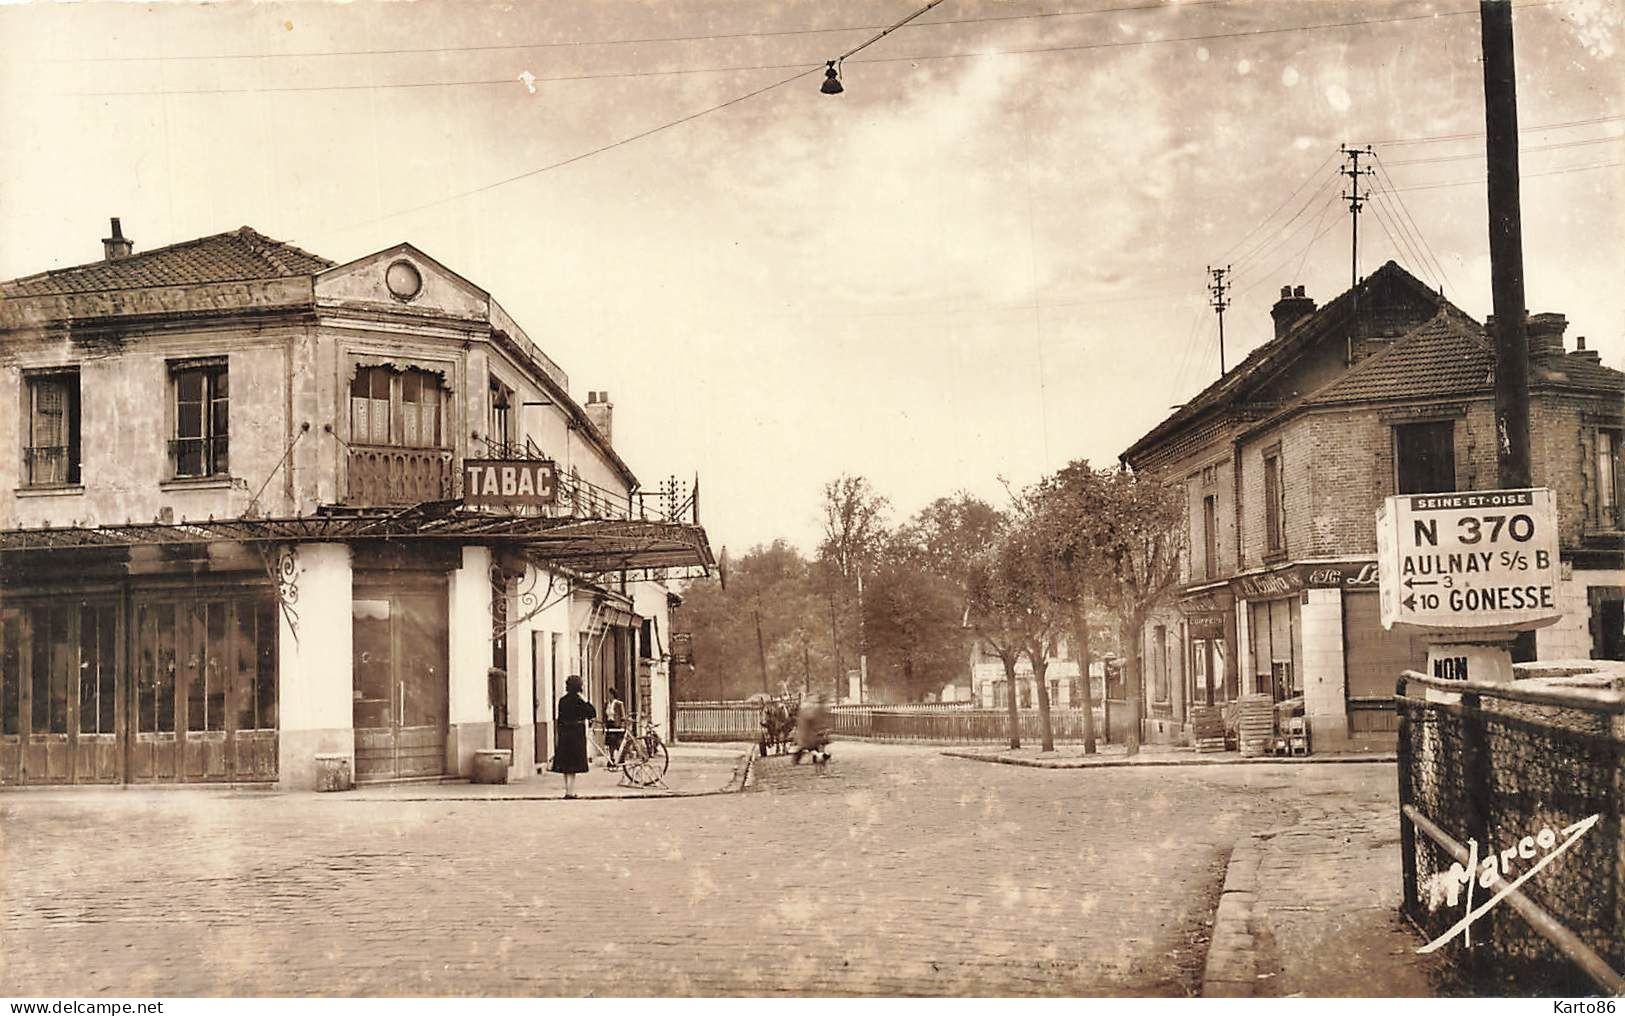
0;505;712;789
1178;586;1236;709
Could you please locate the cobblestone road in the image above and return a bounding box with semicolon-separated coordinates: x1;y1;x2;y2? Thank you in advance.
0;744;1400;997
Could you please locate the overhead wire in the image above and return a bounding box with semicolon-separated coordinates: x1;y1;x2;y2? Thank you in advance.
1371;152;1455;292
1383;131;1624;166
1383;159;1622;193
46;2;1572;99
1210;149;1340;267
28;0;1240;64
1365;187;1434;289
1229;175;1343;277
1369;112;1625;146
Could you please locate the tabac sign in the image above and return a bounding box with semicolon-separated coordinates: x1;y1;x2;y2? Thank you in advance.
1376;488;1561;631
463;459;558;507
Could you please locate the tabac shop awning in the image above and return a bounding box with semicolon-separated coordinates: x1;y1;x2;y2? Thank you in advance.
0;504;715;575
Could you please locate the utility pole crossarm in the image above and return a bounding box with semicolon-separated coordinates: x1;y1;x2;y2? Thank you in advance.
1340;143;1376;365
1206;265;1231;376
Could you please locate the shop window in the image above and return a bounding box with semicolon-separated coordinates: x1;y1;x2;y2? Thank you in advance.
137;603;178;734
1594;428;1621;530
1263;453;1284;555
186;602;228;733
1152;625;1169;703
1394;420;1456;495
77;605;116;735
1249;598;1299;701
171;360;229;478
24;370;81;487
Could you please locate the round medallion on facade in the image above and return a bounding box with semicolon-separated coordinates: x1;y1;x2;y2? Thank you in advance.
385;259;423;301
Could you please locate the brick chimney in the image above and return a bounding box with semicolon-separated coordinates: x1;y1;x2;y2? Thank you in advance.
1488;311;1568;361
1570;335;1601;364
1527;312;1567;360
1271;285;1316;339
584;390;613;446
101;217;133;261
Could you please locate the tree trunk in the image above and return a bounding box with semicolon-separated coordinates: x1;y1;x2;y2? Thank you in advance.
1122;617;1143;756
1031;649;1054;753
1000;652;1021;749
1071;606;1097;755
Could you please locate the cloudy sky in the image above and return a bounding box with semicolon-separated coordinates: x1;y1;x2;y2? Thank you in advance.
2;0;1620;554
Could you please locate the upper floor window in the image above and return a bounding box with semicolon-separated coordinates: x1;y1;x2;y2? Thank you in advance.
349;366;445;449
1394;420;1456;495
1595;428;1621;530
488;377;514;456
171;360;228;478
23;370;80;487
1202;494;1219;580
1263;452;1284;555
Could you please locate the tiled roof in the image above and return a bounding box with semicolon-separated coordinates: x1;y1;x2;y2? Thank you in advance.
1532;350;1625;391
1121;260;1445;463
0;227;333;298
1310;308;1494;405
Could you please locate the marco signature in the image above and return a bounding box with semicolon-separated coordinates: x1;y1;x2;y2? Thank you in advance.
1419;813;1600;953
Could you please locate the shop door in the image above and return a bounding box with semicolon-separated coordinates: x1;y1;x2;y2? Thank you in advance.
0;602;120;786
353;590;448;781
130;595;278;783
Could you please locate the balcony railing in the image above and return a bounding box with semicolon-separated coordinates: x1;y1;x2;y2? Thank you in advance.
345;445;455;506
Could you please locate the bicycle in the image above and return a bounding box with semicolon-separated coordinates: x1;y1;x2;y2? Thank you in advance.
589;716;671;787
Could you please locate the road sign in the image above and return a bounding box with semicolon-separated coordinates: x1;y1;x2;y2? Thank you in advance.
1376;488;1562;631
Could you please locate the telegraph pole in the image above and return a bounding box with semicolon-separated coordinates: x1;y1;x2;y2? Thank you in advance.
1481;0;1531;490
1340;144;1375;364
1482;0;1534;665
753;603;770;695
1206;265;1231;374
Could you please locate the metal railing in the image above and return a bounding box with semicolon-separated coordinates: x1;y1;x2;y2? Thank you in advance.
673;700;1110;745
345;445;455;505
1395;669;1624;994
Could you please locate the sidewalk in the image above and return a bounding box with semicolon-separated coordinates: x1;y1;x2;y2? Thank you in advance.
942;742;1396;769
1202;773;1446;997
336;743;753;802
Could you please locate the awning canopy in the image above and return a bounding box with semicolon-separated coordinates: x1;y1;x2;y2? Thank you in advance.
0;501;714;574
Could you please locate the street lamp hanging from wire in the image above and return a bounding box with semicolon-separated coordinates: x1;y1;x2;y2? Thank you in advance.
821;0;953;94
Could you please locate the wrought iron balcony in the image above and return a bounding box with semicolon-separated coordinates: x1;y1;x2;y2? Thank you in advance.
345;445;455;506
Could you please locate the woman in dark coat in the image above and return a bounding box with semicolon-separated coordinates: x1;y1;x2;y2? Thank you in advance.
551;675;596;798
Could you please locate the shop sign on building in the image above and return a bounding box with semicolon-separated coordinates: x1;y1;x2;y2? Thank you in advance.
463;459;558;507
1376;488;1562;630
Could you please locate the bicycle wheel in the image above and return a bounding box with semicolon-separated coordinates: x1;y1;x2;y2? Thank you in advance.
620;735;653;785
642;736;670;783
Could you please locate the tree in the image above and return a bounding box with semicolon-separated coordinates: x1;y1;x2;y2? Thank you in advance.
1031;462;1118;754
817;474;890;700
966;519;1060;750
1070;466;1186;755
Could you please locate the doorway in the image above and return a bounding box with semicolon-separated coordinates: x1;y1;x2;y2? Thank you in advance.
353;587;449;781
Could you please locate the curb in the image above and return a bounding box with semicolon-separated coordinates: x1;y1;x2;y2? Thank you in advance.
940;750;1396;770
1201;836;1267;997
324;750;756;803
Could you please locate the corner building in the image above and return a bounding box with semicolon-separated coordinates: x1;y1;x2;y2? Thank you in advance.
0;221;711;788
1120;262;1623;749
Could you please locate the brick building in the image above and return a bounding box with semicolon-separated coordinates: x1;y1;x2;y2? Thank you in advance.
0;220;710;788
1120;261;1623;748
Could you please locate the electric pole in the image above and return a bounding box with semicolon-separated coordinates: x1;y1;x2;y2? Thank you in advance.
1340;143;1375;364
1481;0;1531;491
753;603;770;695
1206;265;1231;374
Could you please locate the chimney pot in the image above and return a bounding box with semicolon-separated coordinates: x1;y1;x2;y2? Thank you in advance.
1577;336;1587;351
101;217;134;261
584;390;613;445
1270;286;1316;340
